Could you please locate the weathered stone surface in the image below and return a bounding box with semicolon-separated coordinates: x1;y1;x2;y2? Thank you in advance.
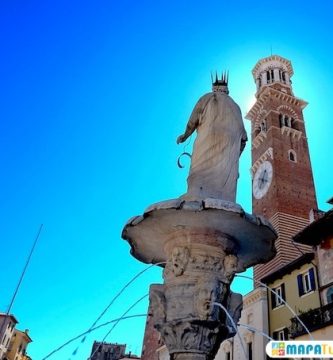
176;89;247;202
148;240;244;359
122;198;276;268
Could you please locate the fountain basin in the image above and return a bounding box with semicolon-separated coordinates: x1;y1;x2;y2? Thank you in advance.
122;197;277;269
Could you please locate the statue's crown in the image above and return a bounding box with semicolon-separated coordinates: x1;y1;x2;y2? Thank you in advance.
212;71;228;86
212;71;229;93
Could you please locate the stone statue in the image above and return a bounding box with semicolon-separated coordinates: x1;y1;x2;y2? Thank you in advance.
177;76;247;202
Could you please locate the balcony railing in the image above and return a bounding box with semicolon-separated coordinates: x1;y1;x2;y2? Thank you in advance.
289;302;333;338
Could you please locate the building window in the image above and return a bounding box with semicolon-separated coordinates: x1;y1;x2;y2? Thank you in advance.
279;114;293;128
260;119;267;132
267;69;274;84
271;283;286;308
327;287;333;304
273;328;289;340
285;115;291;127
226;352;231;360
297;268;316;296
288;150;297;162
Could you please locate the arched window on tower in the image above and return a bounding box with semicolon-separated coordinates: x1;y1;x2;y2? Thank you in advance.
270;69;274;82
260;119;267;132
286;115;291;127
282;72;286;83
267;70;271;83
280;114;293;128
288;150;297;162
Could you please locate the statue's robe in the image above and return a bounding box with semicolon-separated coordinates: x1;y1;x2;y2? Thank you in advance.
185;91;247;202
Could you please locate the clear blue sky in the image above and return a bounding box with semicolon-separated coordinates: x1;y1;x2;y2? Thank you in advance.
1;1;332;359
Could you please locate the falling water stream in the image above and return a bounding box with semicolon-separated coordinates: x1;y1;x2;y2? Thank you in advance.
213;302;247;359
238;323;273;341
45;262;165;360
43;268;318;359
236;274;314;341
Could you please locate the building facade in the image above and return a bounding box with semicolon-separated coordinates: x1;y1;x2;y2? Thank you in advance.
291;200;333;340
89;342;140;360
246;55;317;285
5;329;32;360
141;286;163;360
0;314;18;360
261;253;320;341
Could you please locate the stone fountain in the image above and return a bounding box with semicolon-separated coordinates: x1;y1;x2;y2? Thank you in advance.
122;74;277;360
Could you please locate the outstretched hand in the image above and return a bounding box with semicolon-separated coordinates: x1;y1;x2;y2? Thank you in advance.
177;134;186;144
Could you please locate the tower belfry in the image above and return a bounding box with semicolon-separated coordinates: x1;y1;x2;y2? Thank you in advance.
246;55;318;283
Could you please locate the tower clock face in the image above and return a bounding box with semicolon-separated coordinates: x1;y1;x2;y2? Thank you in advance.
253;161;273;199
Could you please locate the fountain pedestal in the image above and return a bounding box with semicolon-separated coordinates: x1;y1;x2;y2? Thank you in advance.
122;198;276;359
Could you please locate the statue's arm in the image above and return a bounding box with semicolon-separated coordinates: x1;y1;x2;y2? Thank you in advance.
177;114;199;144
177;94;210;144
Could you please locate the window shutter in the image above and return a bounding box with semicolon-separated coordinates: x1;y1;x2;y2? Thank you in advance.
297;274;304;296
271;289;276;309
309;268;316;291
281;283;286;302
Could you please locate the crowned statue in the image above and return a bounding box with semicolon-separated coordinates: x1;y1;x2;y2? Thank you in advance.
177;73;248;202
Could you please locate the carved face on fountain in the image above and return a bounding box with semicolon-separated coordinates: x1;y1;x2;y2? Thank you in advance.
224;254;238;282
170;246;190;276
195;278;227;320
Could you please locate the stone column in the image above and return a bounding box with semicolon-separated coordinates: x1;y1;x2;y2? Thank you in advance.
274;68;280;83
149;229;243;360
261;71;267;85
285;72;290;86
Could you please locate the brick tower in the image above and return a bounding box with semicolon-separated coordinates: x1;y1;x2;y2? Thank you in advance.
246;55;318;284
